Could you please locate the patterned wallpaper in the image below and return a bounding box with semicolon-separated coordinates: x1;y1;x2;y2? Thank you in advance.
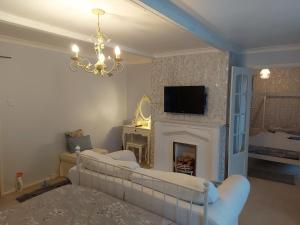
148;50;230;167
150;50;230;124
250;67;300;134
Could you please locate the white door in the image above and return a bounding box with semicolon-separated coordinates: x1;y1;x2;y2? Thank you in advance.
228;66;252;176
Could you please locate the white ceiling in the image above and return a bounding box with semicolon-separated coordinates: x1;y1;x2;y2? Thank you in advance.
171;0;300;49
0;0;208;59
0;21;152;64
0;0;299;59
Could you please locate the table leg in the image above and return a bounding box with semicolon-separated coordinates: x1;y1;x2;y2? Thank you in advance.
122;132;125;150
147;135;150;165
139;147;142;164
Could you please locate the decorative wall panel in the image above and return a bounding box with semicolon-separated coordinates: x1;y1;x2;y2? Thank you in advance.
149;51;230;169
150;51;230;123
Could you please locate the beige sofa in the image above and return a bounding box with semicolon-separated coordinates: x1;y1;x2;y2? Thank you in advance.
68;150;250;225
59;148;108;177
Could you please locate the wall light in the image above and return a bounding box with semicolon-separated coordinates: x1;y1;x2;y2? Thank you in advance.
260;68;271;79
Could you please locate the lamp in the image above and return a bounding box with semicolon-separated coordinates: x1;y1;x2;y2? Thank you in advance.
260;68;270;79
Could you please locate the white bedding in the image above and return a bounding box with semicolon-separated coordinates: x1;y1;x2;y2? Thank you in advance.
69;167;249;225
0;185;176;225
250;131;300;152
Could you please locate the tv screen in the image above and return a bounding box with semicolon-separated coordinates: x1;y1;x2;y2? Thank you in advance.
164;86;206;114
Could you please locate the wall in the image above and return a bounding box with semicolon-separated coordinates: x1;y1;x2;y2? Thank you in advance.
0;115;3;195
243;47;300;68
0;41;127;193
250;67;300;134
150;50;230;124
149;50;230;166
126;64;152;122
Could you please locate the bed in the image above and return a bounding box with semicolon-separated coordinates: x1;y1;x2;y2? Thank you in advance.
249;131;300;166
0;149;249;225
0;185;176;225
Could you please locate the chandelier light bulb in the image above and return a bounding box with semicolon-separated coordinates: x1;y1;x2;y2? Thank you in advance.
260;68;270;79
115;46;121;59
71;44;79;53
98;53;105;65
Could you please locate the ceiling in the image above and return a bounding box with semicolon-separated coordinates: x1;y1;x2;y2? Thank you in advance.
0;21;153;64
171;0;300;49
0;0;208;60
0;0;299;60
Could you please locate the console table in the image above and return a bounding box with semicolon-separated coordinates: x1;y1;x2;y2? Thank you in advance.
122;125;151;164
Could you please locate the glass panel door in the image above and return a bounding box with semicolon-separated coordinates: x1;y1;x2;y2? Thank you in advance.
228;67;252;176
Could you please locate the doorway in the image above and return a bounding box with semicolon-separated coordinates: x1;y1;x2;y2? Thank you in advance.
248;67;300;184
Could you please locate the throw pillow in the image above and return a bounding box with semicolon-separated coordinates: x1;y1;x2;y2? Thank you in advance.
66;135;93;153
65;129;84;138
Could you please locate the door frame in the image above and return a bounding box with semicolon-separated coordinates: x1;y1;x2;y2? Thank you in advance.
227;66;253;176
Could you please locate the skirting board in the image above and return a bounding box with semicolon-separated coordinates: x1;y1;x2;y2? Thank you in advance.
1;173;59;196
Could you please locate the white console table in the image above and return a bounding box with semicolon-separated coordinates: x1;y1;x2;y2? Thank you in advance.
122;125;151;164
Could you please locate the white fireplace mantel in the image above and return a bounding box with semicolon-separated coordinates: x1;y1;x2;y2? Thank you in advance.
154;120;226;181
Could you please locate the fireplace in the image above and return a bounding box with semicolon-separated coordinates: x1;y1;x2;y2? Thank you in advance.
173;142;196;176
154;120;226;181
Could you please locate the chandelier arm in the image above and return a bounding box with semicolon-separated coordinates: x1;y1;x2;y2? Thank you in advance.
105;59;123;74
103;58;117;74
84;65;96;73
77;57;92;68
69;8;123;77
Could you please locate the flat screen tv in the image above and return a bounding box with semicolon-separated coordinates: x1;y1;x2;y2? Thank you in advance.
164;86;206;115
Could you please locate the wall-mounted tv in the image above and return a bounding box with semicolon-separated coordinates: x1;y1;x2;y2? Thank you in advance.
164;86;207;115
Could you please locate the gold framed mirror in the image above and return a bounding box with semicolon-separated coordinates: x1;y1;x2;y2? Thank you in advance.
132;95;151;129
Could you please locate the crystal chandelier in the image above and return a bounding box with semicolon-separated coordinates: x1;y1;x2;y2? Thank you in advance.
70;8;123;76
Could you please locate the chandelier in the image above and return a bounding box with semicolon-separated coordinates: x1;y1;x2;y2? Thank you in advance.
70;8;123;76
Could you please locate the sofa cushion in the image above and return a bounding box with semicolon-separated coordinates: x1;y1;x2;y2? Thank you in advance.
106;150;137;162
80;150;140;180
92;148;109;155
60;148;108;164
130;168;219;205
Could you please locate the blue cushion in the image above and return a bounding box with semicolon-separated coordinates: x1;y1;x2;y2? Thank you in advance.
66;135;93;153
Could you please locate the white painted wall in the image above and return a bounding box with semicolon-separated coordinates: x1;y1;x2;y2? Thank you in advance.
0;113;3;195
126;63;152;122
243;48;300;68
0;41;127;193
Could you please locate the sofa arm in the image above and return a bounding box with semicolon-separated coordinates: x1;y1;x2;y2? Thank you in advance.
217;175;250;216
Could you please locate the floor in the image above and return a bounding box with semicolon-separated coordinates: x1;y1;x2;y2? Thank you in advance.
0;177;299;225
0;183;38;210
0;177;66;210
240;177;300;225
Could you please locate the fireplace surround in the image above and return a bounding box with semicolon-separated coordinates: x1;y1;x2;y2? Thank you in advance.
154;120;226;181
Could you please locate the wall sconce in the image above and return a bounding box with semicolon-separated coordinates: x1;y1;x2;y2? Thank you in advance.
260;68;271;79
